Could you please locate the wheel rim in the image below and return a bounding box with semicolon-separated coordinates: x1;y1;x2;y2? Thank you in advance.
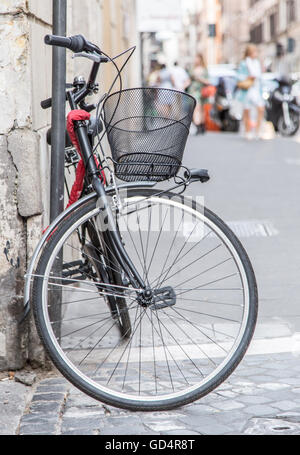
38;195;254;405
279;114;299;135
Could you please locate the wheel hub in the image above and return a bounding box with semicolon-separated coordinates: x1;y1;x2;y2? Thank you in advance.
138;287;176;310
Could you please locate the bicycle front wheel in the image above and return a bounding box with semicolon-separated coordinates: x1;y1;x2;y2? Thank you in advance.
32;189;258;411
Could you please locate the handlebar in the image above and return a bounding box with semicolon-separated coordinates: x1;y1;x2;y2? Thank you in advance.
44;34;101;55
42;34;105;111
41;92;69;110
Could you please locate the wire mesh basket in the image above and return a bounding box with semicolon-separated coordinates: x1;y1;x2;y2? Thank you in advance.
103;88;196;182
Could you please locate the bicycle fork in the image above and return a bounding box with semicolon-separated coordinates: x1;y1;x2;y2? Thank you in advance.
75;121;146;292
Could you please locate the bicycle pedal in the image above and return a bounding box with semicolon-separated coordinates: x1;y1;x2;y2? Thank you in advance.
150;287;176;311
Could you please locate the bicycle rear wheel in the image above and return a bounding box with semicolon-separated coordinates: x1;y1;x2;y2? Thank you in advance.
32;189;258;411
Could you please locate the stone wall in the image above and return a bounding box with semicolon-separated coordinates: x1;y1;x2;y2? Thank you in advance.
0;0;139;371
0;1;51;370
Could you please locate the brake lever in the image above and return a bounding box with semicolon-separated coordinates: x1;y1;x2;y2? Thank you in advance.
73;52;102;63
73;52;109;64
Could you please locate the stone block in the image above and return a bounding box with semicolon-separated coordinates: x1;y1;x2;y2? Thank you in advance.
29;20;52;132
0;1;27;14
8;129;43;218
28;0;52;25
0;15;31;134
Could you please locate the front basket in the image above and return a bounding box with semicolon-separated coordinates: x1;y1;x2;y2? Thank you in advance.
103;88;196;182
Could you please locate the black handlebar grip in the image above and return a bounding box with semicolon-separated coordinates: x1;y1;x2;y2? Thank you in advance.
44;34;87;53
44;35;72;49
41;98;52;110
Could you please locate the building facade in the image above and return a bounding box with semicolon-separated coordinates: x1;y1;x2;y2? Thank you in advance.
178;0;222;69
0;0;139;371
220;0;250;65
243;0;300;73
220;0;300;73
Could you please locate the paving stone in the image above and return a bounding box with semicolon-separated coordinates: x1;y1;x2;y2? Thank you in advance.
272;401;300;412
276;412;300;423
263;390;297;402
65;394;105;409
141;411;187;420
63;406;106;418
215;390;238;399
14;372;37;386
20;413;58;425
97;415;150;435
212;401;245;411
256;382;290;391
213;410;247;424
277;378;300;386
0;381;29;435
144;420;187;432
197;423;232;435
61;417;102;431
100;424;150;435
238;395;272;405
29;401;63;414
230;385;258;395
35;385;68;394
246;375;277;383
162;430;202;435
177;415;217;429
242;405;277;416
39;378;68;386
103;415;143;426
237;368;270;377
183;404;219;415
19;423;57;435
259;370;293;379
62;429;97;435
201;394;228;404
31;393;66;402
244;417;300;435
213;383;232;391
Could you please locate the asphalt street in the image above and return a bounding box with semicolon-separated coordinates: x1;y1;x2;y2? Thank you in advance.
185;132;300;337
1;130;300;436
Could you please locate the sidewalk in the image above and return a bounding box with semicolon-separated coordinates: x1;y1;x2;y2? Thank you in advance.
2;332;300;436
3;132;300;436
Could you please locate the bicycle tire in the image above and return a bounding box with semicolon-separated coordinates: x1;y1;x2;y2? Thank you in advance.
32;189;258;411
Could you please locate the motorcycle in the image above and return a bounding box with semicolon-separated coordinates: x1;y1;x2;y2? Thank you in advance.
265;76;300;137
210;77;240;132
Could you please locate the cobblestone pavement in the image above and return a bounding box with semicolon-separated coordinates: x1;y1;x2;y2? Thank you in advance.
16;351;300;435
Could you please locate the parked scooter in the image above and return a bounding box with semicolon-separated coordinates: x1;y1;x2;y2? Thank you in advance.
210;77;240;132
265;76;300;137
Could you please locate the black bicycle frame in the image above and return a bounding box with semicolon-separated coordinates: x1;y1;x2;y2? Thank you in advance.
67;61;146;291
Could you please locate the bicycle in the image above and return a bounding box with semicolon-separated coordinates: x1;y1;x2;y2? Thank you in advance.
24;34;258;412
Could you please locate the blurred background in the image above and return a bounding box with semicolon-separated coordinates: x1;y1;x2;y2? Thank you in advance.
139;0;300;79
138;0;300;135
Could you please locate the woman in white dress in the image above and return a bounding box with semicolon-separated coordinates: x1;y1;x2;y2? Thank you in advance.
236;45;265;140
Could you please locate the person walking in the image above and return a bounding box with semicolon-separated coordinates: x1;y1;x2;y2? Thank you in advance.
155;63;175;116
147;61;160;88
171;62;191;92
188;54;210;135
156;63;174;89
236;44;265;140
